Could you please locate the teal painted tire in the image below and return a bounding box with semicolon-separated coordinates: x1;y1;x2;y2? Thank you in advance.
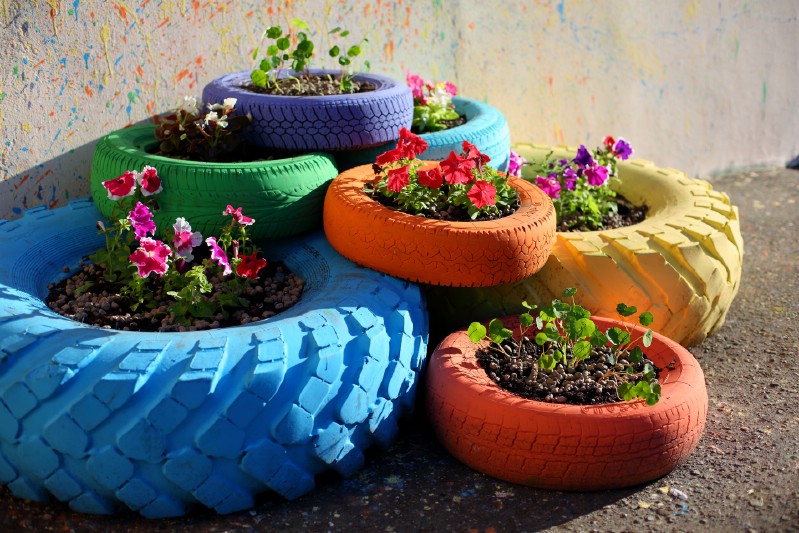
90;126;339;242
333;97;511;172
0;200;428;518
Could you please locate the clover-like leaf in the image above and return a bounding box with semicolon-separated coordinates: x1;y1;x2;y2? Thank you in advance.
573;317;596;339
539;354;556;370
616;303;637;317
535;332;549;346
643;328;653;347
629;345;644;364
639;311;654;326
467;322;486;343
573;340;592;361
266;26;282;39
519;312;533;329
562;287;577;297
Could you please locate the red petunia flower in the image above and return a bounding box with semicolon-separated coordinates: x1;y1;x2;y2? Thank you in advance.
440;151;475;185
236;252;267;279
467;180;497;209
603;135;616;150
396;127;428;159
417;167;444;189
375;147;404;166
102;170;137;200
387;165;410;192
461;140;490;165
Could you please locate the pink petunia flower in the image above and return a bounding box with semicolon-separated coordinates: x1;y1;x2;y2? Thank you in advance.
585;164;609;186
507;150;526;177
136;165;163;196
444;81;458;97
236;252;267;279
440;151;476;185
173;217;203;262
129;238;171;278
205;237;232;275
406;71;427;102
387;165;410;192
128;202;156;240
102;170;137;200
536;174;562;199
223;205;254;226
417;167;444;189
467;180;497;209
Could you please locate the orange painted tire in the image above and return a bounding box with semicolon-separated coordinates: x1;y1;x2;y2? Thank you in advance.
426;316;708;490
322;164;556;287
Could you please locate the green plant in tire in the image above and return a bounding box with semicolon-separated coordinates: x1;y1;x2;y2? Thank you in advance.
467;287;661;405
154;96;251;162
92;166;274;325
251;19;369;94
406;71;461;133
524;136;635;230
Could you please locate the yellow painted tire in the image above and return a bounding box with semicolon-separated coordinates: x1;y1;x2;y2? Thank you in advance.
425;143;744;346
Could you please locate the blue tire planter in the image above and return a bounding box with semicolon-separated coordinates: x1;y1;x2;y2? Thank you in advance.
202;69;413;153
0;200;428;518
332;96;511;172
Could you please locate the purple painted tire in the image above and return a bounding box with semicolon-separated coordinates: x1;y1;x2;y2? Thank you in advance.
202;70;413;152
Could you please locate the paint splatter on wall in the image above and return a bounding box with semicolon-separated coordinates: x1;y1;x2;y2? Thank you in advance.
0;0;797;218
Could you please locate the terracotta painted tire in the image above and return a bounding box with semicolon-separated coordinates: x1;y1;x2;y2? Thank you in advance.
426;316;708;490
202;70;413;152
90;125;338;242
425;143;744;346
0;200;428;518
332;97;511;172
323;164;556;288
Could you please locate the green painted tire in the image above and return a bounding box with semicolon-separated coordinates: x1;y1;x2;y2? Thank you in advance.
90;126;339;242
425;143;744;347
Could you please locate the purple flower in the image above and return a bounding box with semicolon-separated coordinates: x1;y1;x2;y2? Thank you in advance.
563;167;578;190
128;202;156;240
535;174;561;199
613;137;633;160
205;236;232;276
507;150;526;177
573;145;594;168
585;165;609;186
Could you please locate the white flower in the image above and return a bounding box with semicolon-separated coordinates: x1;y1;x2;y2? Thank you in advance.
204;111;219;125
180;95;198;115
428;83;453;108
216;115;228;129
222;97;237;111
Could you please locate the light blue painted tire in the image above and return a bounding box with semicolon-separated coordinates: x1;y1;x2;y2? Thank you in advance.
333;96;511;172
0;200;428;518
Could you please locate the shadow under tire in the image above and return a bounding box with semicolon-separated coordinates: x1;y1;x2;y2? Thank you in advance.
0;200;428;518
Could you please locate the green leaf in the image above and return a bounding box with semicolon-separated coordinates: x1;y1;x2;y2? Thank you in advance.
297;31;308;42
629;345;644;364
616;303;637;317
276;37;290;51
250;69;267;88
590;328;609;348
252;46;260;60
488;318;513;343
521;300;535;310
539;354;556;370
535;332;549;346
329;26;341;34
296;40;314;55
266;44;279;57
363;60;371;71
292;17;309;31
617;382;634;400
329;45;340;57
340;30;350;37
607;327;630;346
467;322;486;343
519;313;533;329
265;26;282;39
639;311;654;326
573;340;592;360
338;56;351;66
570;305;591;320
561;287;577;297
347;45;362;57
643;329;653;348
573;317;596;339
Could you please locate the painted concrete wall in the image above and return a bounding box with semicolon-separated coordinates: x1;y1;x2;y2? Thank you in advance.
0;0;796;219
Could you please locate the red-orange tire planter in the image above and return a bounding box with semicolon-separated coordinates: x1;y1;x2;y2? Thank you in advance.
426;316;708;490
323;164;557;288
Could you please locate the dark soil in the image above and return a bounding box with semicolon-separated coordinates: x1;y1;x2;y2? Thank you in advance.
476;337;661;405
558;194;648;232
363;182;521;222
152;143;293;164
45;259;303;333
245;74;375;96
